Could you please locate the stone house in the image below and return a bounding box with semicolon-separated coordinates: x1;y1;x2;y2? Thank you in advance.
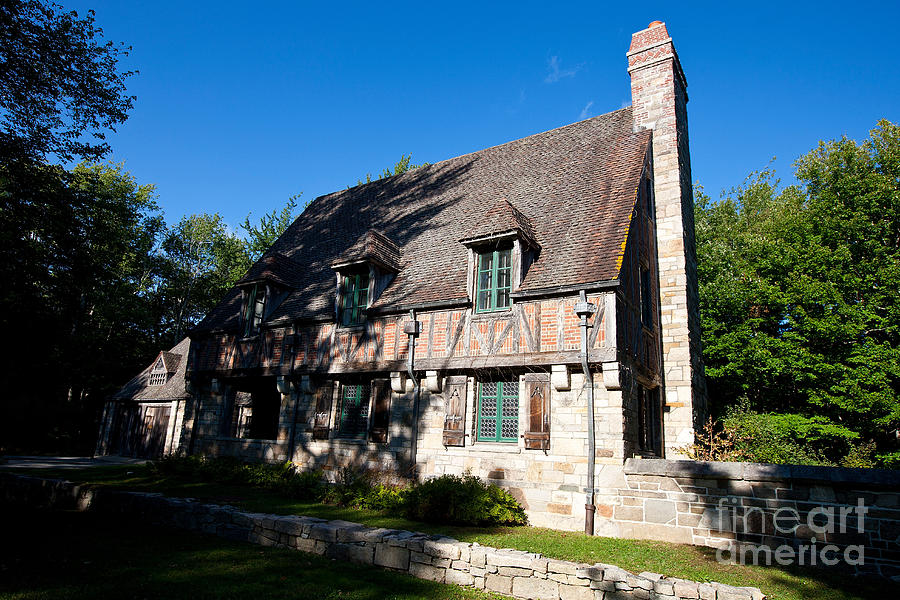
100;21;706;533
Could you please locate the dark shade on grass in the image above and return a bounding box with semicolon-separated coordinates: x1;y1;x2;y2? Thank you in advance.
12;464;900;600
0;508;508;600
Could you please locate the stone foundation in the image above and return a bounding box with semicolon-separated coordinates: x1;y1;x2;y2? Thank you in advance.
0;472;763;600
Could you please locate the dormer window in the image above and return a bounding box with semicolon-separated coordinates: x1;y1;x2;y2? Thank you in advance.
460;199;539;314
476;245;512;313
340;271;370;327
331;230;401;327
243;283;267;337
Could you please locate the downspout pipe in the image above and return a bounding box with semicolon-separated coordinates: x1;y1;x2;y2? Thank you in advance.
574;290;597;535
404;309;422;478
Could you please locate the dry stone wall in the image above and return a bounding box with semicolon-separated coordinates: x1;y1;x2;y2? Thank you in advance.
0;472;762;600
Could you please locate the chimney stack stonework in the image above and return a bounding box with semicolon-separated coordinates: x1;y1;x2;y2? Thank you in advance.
627;22;707;453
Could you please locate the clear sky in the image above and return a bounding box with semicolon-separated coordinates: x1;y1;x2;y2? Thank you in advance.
65;1;899;229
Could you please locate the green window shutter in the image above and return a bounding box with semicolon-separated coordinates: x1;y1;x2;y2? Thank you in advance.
476;379;519;442
338;383;370;438
475;248;512;313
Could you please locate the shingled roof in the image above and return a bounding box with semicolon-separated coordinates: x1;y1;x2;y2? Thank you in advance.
113;337;191;401
194;107;650;333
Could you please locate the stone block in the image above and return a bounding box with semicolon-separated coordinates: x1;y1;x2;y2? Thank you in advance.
547;559;578;575
424;539;461;560
308;522;341;542
512;577;560;600
486;550;537;569
445;569;475;586
672;580;699;598
485;573;513;594
645;499;677;524
432;558;452;569
374;544;410;570
409;561;445;583
498;566;532;577
559;584;594;600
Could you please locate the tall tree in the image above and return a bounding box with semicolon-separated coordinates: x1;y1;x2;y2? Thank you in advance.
696;120;900;466
240;194;300;261
0;0;135;163
0;162;163;453
158;214;251;341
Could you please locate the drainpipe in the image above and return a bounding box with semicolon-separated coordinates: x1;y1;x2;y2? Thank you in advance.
574;290;597;535
404;309;421;478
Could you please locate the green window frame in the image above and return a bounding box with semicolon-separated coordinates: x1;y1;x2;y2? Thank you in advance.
338;383;371;438
340;273;369;326
243;283;266;337
476;380;519;443
475;247;512;313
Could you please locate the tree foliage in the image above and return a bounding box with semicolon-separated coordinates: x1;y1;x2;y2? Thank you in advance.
0;161;163;452
240;194;300;260
355;153;426;186
696;120;900;466
0;0;135;163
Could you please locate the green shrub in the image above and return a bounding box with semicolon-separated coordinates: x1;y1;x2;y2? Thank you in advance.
276;469;326;501
402;472;527;526
355;483;408;511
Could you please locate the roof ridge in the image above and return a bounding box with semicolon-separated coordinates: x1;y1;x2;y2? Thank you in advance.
314;106;635;203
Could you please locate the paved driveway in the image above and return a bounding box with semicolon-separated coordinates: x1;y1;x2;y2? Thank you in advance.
0;455;148;470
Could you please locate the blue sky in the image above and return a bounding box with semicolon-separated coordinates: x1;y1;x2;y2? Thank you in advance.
67;1;899;229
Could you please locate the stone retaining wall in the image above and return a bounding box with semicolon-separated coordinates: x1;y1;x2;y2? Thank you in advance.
0;472;762;600
596;459;900;579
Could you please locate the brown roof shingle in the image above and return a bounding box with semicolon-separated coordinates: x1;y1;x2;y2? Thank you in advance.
194;107;649;332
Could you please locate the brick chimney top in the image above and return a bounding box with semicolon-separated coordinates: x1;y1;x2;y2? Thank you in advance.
648;20;663;28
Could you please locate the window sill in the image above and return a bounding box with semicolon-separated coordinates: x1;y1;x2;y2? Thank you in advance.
445;442;522;454
209;436;284;444
469;309;513;321
335;324;367;332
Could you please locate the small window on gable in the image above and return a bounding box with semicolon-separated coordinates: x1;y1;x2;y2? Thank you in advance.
476;245;512;313
340;272;369;327
148;356;168;386
243;283;267;337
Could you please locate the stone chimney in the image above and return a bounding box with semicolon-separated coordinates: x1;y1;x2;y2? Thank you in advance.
627;21;706;453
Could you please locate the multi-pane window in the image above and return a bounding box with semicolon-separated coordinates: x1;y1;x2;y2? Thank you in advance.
340;273;369;326
243;283;266;337
477;380;519;442
338;383;371;438
148;371;167;386
476;247;512;312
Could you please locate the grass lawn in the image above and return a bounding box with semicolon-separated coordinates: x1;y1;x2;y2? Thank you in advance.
10;464;900;600
0;508;509;600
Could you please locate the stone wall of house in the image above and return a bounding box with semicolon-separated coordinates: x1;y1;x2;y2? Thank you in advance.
593;459;900;579
0;472;764;600
415;371;625;532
